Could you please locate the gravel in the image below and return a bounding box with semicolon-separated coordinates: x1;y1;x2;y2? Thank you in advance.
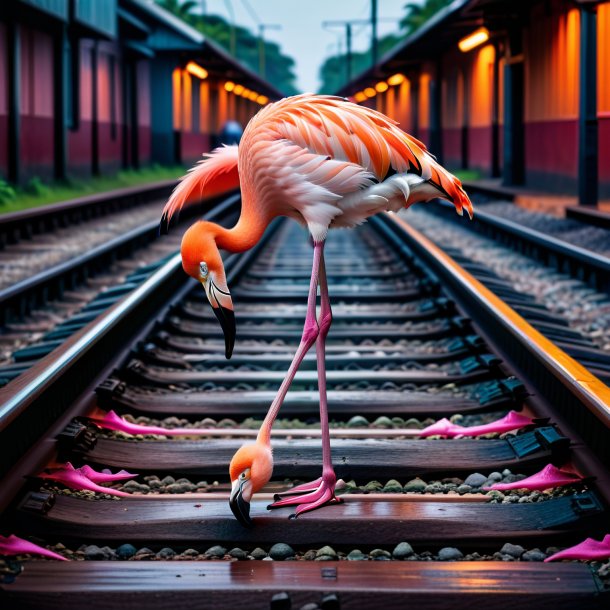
404;207;610;353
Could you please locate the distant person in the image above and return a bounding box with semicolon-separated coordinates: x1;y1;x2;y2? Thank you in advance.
219;121;243;145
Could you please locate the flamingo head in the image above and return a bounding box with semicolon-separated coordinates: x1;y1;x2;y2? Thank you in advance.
229;441;273;527
180;221;235;359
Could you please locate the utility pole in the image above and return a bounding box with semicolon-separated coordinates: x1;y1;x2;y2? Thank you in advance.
323;20;369;85
371;0;378;67
258;23;282;78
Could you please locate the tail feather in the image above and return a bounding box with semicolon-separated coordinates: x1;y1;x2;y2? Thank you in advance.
160;144;240;234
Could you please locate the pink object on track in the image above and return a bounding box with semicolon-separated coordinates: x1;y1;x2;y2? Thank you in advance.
37;463;130;497
419;411;534;438
88;410;210;437
545;535;610;562
483;464;583;491
0;535;67;561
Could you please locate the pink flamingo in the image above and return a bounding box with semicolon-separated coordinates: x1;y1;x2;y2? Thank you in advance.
161;94;472;526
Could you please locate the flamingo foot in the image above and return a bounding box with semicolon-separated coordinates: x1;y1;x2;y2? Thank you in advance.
267;472;343;518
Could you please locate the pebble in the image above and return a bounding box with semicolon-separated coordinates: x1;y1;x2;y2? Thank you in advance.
500;543;525;559
161;476;175;486
438;547;463;561
116;543;137;559
372;416;393;428
84;544;107;560
424;483;443;494
383;479;403;493
392;542;415;559
303;550;318;561
488;472;503;482
347;549;367;561
228;548;248;560
157;547;176;559
250;547;268;560
269;543;295;560
457;484;472;494
521;549;547;562
404;477;427;492
205;545;227;559
370;549;391;560
363;480;383;492
182;548;199;557
347;415;369;428
315;546;337;559
463;473;487;488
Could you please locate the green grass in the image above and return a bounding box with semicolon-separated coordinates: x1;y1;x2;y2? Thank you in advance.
0;164;187;214
452;169;482;183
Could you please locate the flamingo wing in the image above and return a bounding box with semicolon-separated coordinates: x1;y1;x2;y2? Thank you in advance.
160;144;240;234
254;94;472;217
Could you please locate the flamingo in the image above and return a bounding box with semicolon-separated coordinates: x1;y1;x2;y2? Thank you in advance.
160;93;473;526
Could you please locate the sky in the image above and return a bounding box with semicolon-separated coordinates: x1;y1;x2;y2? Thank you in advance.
201;1;411;92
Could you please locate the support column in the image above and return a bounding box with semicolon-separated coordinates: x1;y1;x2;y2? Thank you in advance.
53;23;67;180
491;42;501;178
429;61;443;163
7;20;20;184
502;24;524;185
578;4;598;206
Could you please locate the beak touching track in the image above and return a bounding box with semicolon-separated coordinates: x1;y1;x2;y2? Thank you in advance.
230;478;253;527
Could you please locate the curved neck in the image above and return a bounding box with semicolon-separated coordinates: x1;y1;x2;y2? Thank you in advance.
215;202;269;253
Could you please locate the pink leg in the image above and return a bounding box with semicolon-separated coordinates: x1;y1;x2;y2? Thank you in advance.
256;241;323;446
269;246;342;517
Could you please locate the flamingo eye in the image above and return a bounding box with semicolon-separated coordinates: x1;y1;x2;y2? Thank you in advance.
199;261;209;278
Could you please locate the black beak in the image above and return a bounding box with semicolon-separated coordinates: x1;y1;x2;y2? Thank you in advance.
213;306;236;359
230;483;253;527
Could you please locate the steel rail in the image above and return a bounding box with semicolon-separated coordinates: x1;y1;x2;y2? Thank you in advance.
376;211;610;468
0;180;177;247
430;200;610;291
0;194;245;482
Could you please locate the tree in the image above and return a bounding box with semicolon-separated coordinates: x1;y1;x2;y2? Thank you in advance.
400;0;452;33
318;0;452;94
155;1;298;95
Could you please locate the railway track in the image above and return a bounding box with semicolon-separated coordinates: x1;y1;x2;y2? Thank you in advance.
1;199;610;608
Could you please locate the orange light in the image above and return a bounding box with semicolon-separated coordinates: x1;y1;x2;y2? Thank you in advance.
185;61;208;79
354;91;367;102
458;27;489;53
241;88;251;98
248;90;258;101
256;95;269;105
364;87;376;98
233;84;244;95
375;81;389;93
387;73;406;86
225;81;235;92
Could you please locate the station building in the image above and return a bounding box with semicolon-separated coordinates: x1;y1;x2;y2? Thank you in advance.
0;0;281;184
339;0;610;203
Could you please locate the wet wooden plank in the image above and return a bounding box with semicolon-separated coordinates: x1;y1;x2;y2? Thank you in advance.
98;386;500;417
83;434;551;479
123;360;486;386
15;493;604;547
3;562;601;610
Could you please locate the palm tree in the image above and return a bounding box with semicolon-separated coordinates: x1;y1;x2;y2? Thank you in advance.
400;0;452;33
157;0;199;25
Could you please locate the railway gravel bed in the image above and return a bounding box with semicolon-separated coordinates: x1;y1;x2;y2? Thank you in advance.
0;201;164;290
475;201;610;256
404;207;610;357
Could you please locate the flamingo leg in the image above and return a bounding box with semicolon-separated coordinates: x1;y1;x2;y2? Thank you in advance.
256;240;324;446
269;245;343;517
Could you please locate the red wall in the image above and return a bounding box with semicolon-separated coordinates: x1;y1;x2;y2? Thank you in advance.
468;126;492;172
68;41;92;175
524;119;578;191
442;127;461;168
19;26;55;180
180;132;210;164
137;61;151;164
